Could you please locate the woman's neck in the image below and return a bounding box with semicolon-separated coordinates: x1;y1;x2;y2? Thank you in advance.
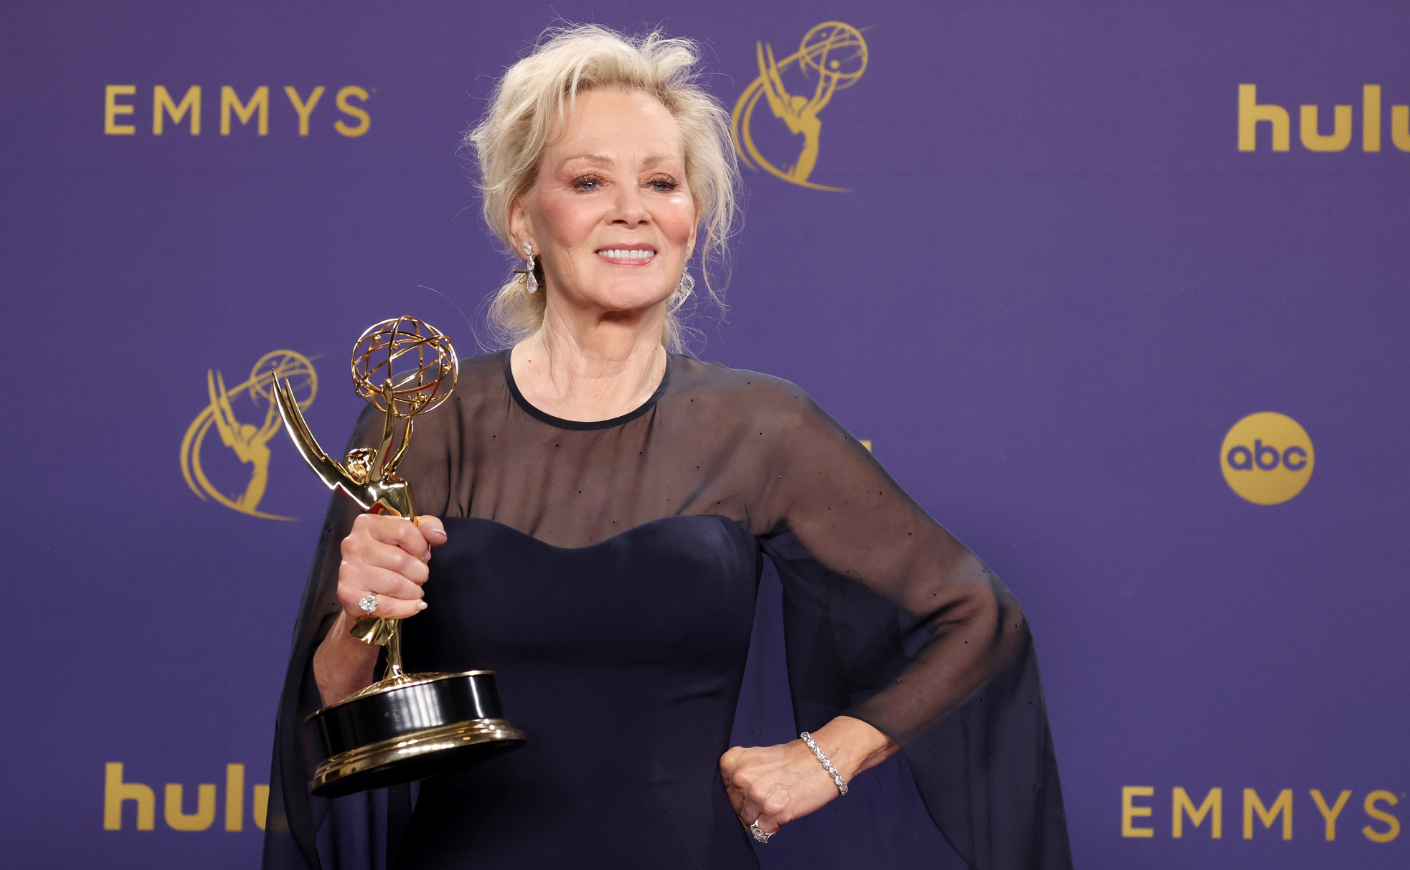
509;306;667;423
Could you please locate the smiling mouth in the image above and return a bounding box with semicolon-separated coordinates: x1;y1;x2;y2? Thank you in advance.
596;248;657;264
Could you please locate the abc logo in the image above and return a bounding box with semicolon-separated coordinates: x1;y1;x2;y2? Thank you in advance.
1220;412;1314;505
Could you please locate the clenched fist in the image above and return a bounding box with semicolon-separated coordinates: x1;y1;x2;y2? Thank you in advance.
312;513;448;704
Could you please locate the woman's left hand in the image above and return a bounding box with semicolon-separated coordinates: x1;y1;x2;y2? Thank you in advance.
720;738;840;837
720;716;898;838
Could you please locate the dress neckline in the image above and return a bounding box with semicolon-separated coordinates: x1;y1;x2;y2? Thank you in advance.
501;348;673;431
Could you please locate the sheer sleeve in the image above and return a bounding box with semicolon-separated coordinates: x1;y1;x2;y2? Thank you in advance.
749;380;1071;869
262;400;461;870
261;407;369;870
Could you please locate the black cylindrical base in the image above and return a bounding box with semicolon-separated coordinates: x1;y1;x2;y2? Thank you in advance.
308;670;525;798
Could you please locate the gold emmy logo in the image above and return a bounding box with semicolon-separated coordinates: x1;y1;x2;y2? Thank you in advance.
180;350;317;520
731;21;869;192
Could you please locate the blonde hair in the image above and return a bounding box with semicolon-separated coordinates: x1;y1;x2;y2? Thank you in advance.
465;24;740;351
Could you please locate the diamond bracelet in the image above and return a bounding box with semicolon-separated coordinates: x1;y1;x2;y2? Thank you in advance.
799;731;849;796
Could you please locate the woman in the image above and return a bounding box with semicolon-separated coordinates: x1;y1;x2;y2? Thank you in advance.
264;25;1070;870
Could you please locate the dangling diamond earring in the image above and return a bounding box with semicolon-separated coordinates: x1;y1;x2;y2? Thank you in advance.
514;242;539;293
672;244;693;301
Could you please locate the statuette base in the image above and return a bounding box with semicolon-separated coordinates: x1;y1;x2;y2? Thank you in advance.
308;670;526;798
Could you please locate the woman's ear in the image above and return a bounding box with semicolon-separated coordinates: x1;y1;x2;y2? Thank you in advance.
508;198;534;259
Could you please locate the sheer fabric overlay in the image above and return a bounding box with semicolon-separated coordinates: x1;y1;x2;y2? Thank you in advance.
262;351;1071;869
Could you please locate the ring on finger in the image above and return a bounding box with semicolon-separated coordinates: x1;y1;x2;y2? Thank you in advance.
358;594;378;616
749;818;773;844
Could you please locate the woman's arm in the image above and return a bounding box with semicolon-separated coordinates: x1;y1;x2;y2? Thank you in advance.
311;612;380;705
718;377;1029;837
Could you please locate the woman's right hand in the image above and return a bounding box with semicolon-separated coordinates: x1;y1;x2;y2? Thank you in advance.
313;513;447;704
336;513;447;622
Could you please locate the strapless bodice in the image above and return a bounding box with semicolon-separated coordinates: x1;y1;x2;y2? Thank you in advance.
396;514;761;869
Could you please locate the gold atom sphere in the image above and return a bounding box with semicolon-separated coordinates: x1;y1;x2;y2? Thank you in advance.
350;315;458;419
799;22;868;88
249;349;318;410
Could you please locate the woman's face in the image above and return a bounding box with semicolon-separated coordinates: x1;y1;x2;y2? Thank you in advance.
510;88;697;319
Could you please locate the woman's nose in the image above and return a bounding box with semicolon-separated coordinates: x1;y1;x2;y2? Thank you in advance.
610;184;650;226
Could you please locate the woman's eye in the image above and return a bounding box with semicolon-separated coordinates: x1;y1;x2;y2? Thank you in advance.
649;178;678;192
572;175;602;191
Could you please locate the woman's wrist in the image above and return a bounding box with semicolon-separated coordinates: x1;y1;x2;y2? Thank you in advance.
805;715;899;783
312;611;380;705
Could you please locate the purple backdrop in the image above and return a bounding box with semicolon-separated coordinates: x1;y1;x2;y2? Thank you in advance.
4;1;1407;867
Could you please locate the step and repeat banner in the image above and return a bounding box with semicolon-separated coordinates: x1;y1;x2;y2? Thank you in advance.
3;1;1406;868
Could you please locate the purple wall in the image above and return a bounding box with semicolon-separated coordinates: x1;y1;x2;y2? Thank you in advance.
4;1;1406;867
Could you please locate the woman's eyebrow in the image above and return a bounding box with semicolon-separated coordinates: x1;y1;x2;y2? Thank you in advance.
560;153;677;168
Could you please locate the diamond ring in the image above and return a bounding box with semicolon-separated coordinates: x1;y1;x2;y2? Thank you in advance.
358;594;378;616
749;819;773;843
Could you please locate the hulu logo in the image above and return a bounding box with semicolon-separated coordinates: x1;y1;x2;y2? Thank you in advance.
1239;84;1410;152
103;763;269;832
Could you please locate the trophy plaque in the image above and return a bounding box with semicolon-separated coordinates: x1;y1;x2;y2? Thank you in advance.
274;315;525;798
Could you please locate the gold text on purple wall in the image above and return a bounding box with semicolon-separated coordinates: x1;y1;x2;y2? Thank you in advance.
104;85;371;137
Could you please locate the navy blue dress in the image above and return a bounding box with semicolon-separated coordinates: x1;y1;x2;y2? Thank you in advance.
263;351;1071;870
398;516;759;868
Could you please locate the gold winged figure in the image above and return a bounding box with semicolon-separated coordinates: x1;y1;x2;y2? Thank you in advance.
207;370;282;513
755;41;839;186
272;316;458;653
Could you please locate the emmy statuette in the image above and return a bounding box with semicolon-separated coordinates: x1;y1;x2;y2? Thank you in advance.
274;316;525;798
